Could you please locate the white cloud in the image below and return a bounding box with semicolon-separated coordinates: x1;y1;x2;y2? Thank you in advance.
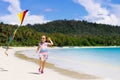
24;13;48;24
4;0;21;14
0;0;49;25
44;8;54;12
73;0;119;26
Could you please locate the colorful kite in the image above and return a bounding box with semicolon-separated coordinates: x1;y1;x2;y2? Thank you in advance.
5;10;28;56
18;10;28;26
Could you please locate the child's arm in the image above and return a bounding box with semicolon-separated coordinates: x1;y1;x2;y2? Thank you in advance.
36;44;41;53
34;44;41;56
47;37;53;46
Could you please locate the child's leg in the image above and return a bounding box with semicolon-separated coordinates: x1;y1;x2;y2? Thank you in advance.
39;58;42;71
40;56;45;73
41;61;45;73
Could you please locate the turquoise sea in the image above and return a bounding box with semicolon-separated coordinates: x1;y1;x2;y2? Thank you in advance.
20;47;120;80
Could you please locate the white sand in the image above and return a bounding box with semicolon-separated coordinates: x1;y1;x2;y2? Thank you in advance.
0;47;78;80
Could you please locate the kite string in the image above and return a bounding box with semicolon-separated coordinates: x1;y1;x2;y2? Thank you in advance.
6;26;20;50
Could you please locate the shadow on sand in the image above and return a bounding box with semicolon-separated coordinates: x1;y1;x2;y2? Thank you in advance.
0;68;8;72
28;72;40;75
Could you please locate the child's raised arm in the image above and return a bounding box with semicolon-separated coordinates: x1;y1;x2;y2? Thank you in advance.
47;37;53;46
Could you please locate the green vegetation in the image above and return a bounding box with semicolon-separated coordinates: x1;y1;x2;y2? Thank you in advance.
0;20;120;46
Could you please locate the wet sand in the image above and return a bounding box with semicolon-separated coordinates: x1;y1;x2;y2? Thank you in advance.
15;51;99;79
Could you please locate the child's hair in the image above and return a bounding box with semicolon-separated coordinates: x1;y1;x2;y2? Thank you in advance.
46;37;49;42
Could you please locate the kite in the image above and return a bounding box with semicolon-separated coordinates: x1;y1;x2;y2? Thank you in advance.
18;10;28;26
4;10;28;56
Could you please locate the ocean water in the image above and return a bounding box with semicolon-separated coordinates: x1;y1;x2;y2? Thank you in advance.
20;47;120;80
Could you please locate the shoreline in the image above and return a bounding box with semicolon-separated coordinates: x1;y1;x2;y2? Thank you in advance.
1;46;120;49
15;50;99;79
56;46;120;48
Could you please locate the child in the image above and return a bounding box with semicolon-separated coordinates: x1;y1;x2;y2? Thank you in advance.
36;35;53;74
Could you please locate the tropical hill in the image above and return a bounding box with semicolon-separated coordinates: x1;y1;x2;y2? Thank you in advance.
0;20;120;46
29;20;120;36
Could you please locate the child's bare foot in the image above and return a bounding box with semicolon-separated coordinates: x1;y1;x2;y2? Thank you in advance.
38;68;44;74
41;70;44;74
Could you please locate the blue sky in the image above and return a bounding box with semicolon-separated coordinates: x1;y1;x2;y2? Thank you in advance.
20;0;87;20
0;0;120;25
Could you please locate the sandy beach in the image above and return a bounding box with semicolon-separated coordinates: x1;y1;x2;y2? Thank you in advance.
0;47;107;80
